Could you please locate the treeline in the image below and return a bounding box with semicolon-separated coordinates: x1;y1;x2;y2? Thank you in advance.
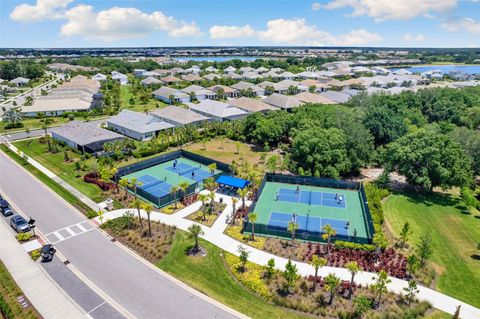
242;86;480;190
0;60;45;81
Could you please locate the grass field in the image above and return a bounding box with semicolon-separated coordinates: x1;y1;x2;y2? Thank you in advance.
0;261;41;319
14;139;104;201
157;232;310;319
383;191;480;308
119;85;167;112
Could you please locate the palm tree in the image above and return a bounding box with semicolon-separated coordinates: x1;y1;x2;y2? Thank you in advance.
231;197;239;225
237;188;248;211
248;213;257;241
131;198;143;231
198;193;209;221
287;221;299;245
179;181;189;203
324;274;340;305
207;163;217;175
129;178;138;195
42;122;52;152
119;179;129;200
188;224;204;253
170;185;179;209
142;202;153;237
110;166;119;193
322;224;337;255
309;255;327;291
168;94;175;105
345;261;361;298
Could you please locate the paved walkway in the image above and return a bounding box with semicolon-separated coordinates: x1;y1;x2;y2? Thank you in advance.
5;142;479;319
0;217;86;319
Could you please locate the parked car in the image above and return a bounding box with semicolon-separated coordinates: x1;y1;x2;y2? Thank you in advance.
0;199;9;211
10;215;31;233
1;206;13;217
41;244;56;262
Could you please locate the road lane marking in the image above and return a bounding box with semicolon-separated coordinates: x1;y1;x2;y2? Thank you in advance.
45;221;95;244
87;301;106;314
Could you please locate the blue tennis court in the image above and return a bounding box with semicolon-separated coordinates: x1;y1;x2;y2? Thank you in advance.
277;188;346;208
137;174;172;198
166;162;214;182
266;211;349;237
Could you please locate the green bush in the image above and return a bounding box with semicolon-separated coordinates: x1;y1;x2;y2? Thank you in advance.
16;232;31;242
30;249;41;261
0;294;14;319
364;183;389;246
86;210;98;219
334;240;375;252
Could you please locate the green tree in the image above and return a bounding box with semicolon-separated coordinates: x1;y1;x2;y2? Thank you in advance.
237;188;248;211
142;202;153;237
370;270;391;308
399;222;413;248
452;305;461;319
460;187;477;213
207;163;217;175
130;198;144;231
346;261;361;298
2;109;23;128
188;224;204;254
265;258;275;279
385;128;472;191
322;224;337;255
231;197;238;224
353;295;372;318
403;279;419;306
179;181;190;202
406;255;419;278
309;255;327;291
287;221;299;245
170;185;179;209
198;193;209;221
247;213;257;241
238;245;250;272
363;106;407;146
119;179;129;200
416;233;433;268
324;273;341;305
282;260;299;292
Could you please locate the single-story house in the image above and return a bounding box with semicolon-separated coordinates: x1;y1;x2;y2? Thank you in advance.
294;92;337;105
297;71;320;80
224;66;236;73
106;109;174;141
229;97;278;113
319;91;351;104
50;121;124;154
256;66;269;73
203;73;221;81
151;69;170;77
231;81;265;96
140;76;162;86
161;75;182;85
151;105;211;126
225;73;244;80
186;100;247;122
181;85;216;100
111;71;128;85
169;67;186;75
181;74;203;82
278;72;296;80
208;85;239;98
153;87;190;104
263;93;303;110
240;67;255;74
92;73;107;82
205;66;218;73
9;77;30;87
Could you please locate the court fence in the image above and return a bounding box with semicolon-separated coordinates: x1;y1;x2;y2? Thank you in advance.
115;150;230;208
244;173;374;244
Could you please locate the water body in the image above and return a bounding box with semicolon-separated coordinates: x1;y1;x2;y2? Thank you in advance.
174;56;262;62
398;65;480;74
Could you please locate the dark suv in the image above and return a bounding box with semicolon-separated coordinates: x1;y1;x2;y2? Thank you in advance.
0;200;13;217
10;215;31;233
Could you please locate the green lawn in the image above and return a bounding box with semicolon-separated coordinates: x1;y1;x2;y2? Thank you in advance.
0;144;94;216
1;115;108;134
0;261;41;319
157;232;310;319
383;191;480;308
119;85;167;112
13;139;104;202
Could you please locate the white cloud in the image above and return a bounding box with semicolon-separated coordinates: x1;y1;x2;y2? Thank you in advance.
311;2;322;11
209;25;256;39
441;18;480;34
318;0;457;21
10;0;73;22
211;19;381;46
403;33;425;42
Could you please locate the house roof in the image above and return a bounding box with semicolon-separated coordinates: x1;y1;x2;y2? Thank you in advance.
107;109;173;134
140;76;162;85
319;91;351;103
153;87;189;99
186;100;247;119
161;75;182;83
263;93;303;109
231;81;255;90
9;77;29;84
181;74;203;82
22;98;92;113
151;105;210;125
50;121;124;146
229;97;277;113
294;92;337;104
208;85;237;94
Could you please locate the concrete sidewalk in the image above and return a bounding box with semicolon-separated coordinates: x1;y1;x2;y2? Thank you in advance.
97;202;480;319
0;218;86;319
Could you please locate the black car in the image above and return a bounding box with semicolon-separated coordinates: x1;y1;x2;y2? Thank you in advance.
41;244;56;262
0;199;9;212
10;215;31;233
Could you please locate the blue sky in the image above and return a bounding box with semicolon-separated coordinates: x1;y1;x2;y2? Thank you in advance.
1;0;480;48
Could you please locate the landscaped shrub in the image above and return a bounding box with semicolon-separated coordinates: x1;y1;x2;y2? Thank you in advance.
334;240;375;252
0;294;14;319
30;249;41;261
86;210;98;219
365;183;389;247
83;172;115;191
16;233;31;242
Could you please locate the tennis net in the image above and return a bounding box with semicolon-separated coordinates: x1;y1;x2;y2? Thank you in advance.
178;165;202;176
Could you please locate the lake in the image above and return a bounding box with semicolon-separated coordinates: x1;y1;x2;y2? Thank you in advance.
173;56;262;62
399;65;480;74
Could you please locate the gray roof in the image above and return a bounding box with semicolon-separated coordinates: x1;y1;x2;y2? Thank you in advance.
151;105;210;125
107;109;173;134
319;91;352;103
263;93;303;109
140;76;162;85
231;81;255;90
50;121;124;146
153;87;189;99
185;100;247;119
229;97;278;113
9;77;29;84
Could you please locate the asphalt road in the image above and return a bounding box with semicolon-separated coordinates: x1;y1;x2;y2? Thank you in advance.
0;151;240;319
